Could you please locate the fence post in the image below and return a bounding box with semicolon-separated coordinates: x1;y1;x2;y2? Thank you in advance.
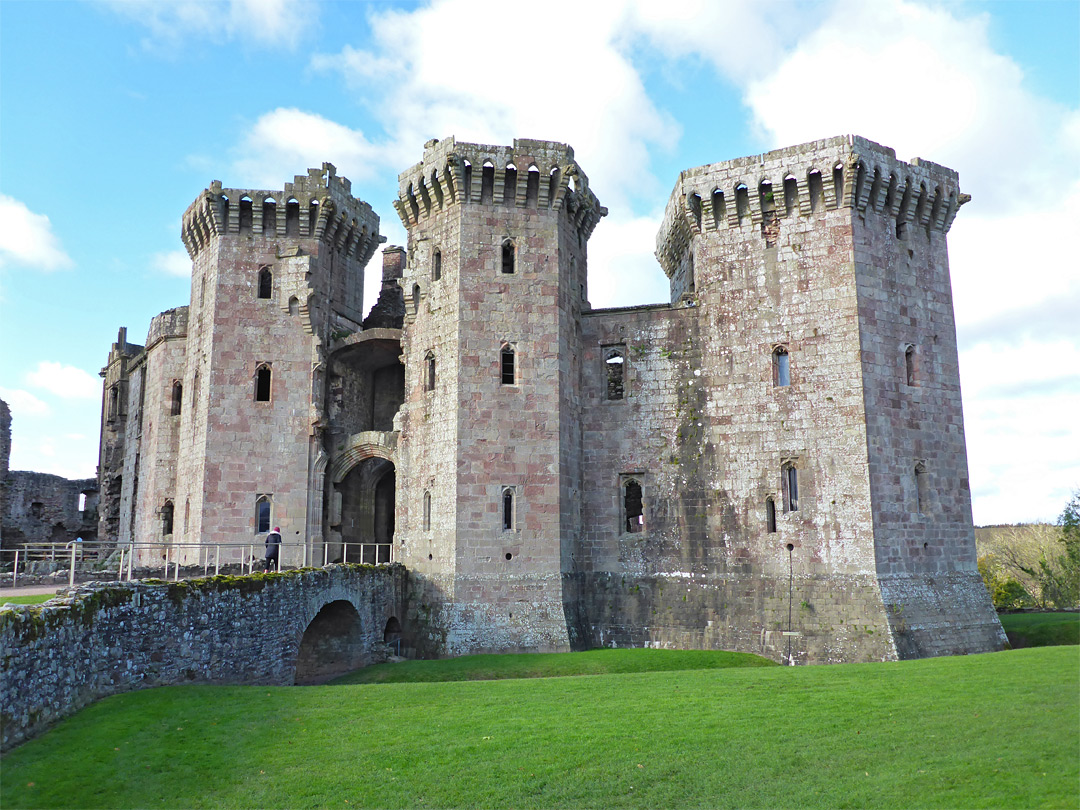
323;542;328;567
215;545;220;576
69;543;77;588
127;546;133;581
118;548;125;581
12;549;18;588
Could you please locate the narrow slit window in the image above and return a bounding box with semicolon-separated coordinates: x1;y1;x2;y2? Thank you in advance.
170;380;183;415
422;491;431;532
255;365;272;402
915;463;928;514
605;348;625;400
258;267;272;299
905;344;916;386
501;345;515;385
161;500;174;536
502;488;515;531
766;497;777;533
774;347;790;387
623;478;644;533
783;465;799;512
425;352;436;392
432;249;441;281
501;239;515;274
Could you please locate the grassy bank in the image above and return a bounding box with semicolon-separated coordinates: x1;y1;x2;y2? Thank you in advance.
998;611;1079;647
2;647;1076;809
332;647;776;684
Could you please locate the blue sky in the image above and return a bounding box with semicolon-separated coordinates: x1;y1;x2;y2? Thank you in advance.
1;0;1077;526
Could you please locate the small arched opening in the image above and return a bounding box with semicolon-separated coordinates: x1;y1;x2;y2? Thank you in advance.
294;600;366;685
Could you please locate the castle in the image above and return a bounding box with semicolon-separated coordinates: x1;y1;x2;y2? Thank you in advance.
96;135;1005;664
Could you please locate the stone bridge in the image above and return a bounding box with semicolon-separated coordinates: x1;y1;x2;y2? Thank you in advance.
0;564;405;752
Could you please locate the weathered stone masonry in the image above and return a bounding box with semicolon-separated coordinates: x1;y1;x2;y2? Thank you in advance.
0;564;405;751
95;134;1005;667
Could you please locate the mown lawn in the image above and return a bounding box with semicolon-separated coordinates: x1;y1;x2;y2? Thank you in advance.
332;647;776;684
2;647;1076;809
998;611;1079;648
0;593;57;606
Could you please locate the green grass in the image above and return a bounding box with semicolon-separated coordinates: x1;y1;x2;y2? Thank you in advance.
332;647;776;684
2;647;1076;809
0;593;57;606
999;611;1080;648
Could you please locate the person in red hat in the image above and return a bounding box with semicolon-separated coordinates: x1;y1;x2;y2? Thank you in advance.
264;526;282;571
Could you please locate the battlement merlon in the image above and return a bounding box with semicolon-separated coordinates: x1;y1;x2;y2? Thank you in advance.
393;136;608;240
655;134;971;280
180;164;382;266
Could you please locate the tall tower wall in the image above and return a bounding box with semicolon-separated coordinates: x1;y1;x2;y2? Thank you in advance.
846;139;1003;655
176;166;380;563
394;137;604;655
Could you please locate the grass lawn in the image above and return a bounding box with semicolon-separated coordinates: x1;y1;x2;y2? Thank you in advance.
0;593;57;606
332;647;776;684
2;647;1076;809
998;612;1079;648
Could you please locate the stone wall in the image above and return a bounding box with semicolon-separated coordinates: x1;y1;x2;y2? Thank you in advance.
1;399;10;546
0;563;405;751
1;472;98;549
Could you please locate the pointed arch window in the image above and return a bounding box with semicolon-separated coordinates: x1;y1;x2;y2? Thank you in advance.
425;352;436;392
255;364;272;402
782;462;799;513
915;461;928;515
501;239;515;274
256;495;272;534
170;380;183;415
257;266;272;299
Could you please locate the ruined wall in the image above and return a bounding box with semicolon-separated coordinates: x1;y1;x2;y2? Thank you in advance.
1;399;10;546
1;473;97;549
121;310;187;562
97;329;142;543
0;564;405;752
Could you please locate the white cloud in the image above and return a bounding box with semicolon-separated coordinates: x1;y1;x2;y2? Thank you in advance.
312;0;681;213
151;250;193;278
588;214;670;308
228;108;384;190
0;195;74;271
741;0;1080;217
0;388;51;418
26;362;101;401
101;0;315;48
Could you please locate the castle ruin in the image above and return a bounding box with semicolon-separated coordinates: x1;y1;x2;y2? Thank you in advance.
95;135;1005;664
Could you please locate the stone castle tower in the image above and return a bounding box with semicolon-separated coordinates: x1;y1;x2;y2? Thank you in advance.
97;135;1005;664
392;138;606;653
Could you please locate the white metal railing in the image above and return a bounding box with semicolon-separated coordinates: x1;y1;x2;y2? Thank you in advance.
4;539;393;588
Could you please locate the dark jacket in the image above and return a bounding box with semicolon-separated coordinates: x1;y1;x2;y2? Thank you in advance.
265;532;282;556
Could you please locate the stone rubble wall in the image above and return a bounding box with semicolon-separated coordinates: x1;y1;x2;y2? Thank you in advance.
0;564;405;752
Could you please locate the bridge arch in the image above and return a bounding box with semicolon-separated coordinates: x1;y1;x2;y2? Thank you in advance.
294;598;367;684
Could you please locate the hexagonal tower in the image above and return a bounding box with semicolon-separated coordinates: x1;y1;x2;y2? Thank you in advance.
176;165;381;565
393;137;606;655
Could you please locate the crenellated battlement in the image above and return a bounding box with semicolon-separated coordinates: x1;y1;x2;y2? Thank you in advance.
655;135;969;280
180;163;381;266
393;136;607;240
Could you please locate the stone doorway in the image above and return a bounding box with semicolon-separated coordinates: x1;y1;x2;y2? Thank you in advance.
335;457;394;564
